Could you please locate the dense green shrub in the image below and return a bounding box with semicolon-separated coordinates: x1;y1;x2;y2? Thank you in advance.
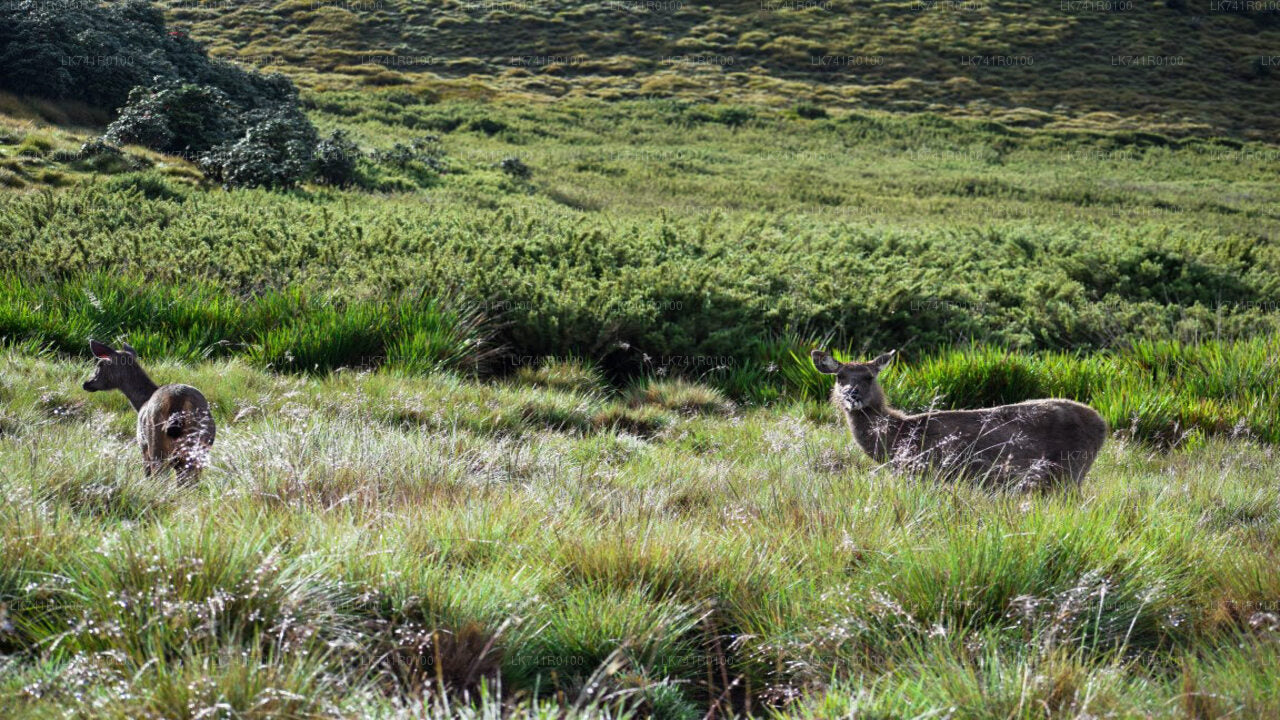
198;108;319;189
104;82;238;154
0;0;325;188
190;94;327;188
312;130;362;187
0;0;291;113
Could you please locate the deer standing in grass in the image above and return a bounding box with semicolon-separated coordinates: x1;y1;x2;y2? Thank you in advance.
812;349;1107;487
82;340;215;481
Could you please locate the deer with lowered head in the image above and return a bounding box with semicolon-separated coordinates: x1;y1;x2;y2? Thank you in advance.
82;339;215;480
812;349;1107;487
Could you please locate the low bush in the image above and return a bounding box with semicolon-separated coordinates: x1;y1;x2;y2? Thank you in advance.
0;0;326;188
104;82;239;155
198;107;318;189
312;129;361;187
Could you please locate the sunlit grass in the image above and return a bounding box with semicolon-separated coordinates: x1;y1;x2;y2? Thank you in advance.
2;352;1279;717
3;100;1279;373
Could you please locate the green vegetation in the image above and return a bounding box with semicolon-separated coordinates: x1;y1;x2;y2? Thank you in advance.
4;269;1280;445
4;103;1279;359
3;1;1280;716
0;0;292;117
1;0;357;188
0;272;493;375
2;95;1279;448
160;0;1280;137
3;354;1280;717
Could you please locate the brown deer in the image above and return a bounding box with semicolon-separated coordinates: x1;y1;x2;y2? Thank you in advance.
82;340;215;481
812;349;1107;487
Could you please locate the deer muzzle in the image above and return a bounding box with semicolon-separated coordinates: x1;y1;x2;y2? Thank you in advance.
838;384;861;411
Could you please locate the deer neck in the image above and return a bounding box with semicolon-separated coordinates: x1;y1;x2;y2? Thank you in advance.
118;368;160;412
843;400;906;462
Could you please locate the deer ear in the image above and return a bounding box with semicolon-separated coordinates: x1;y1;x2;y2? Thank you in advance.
120;341;137;357
870;349;896;375
811;350;841;374
89;339;114;360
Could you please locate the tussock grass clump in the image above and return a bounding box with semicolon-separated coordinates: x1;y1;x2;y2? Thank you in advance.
623;378;733;416
39;518;351;663
590;405;673;438
513;357;608;396
344;551;537;697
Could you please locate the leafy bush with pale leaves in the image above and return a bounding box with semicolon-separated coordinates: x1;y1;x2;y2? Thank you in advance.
104;82;238;155
0;0;326;188
197;108;318;189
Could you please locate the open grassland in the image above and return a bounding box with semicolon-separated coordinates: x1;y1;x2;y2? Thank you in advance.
3;353;1280;718
158;0;1280;137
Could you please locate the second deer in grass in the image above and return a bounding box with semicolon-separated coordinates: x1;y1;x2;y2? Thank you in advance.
812;349;1107;487
82;340;216;480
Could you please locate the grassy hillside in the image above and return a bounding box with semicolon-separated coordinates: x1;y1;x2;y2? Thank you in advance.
162;0;1280;136
4;98;1279;356
3;354;1280;718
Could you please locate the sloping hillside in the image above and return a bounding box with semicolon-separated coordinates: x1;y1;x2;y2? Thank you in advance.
164;0;1280;136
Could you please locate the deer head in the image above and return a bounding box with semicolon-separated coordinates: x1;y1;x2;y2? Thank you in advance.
82;339;141;393
811;349;895;412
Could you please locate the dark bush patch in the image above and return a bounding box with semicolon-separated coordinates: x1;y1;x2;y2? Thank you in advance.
467;117;507;136
0;0;293;116
794;102;828;119
0;0;326;188
105;82;239;155
198;108;318;189
499;156;532;180
312;129;362;187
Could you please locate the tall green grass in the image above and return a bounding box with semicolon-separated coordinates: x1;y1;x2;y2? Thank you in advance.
3;273;1278;445
0;271;493;375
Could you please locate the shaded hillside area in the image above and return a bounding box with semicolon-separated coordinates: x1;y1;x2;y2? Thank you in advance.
162;0;1280;136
